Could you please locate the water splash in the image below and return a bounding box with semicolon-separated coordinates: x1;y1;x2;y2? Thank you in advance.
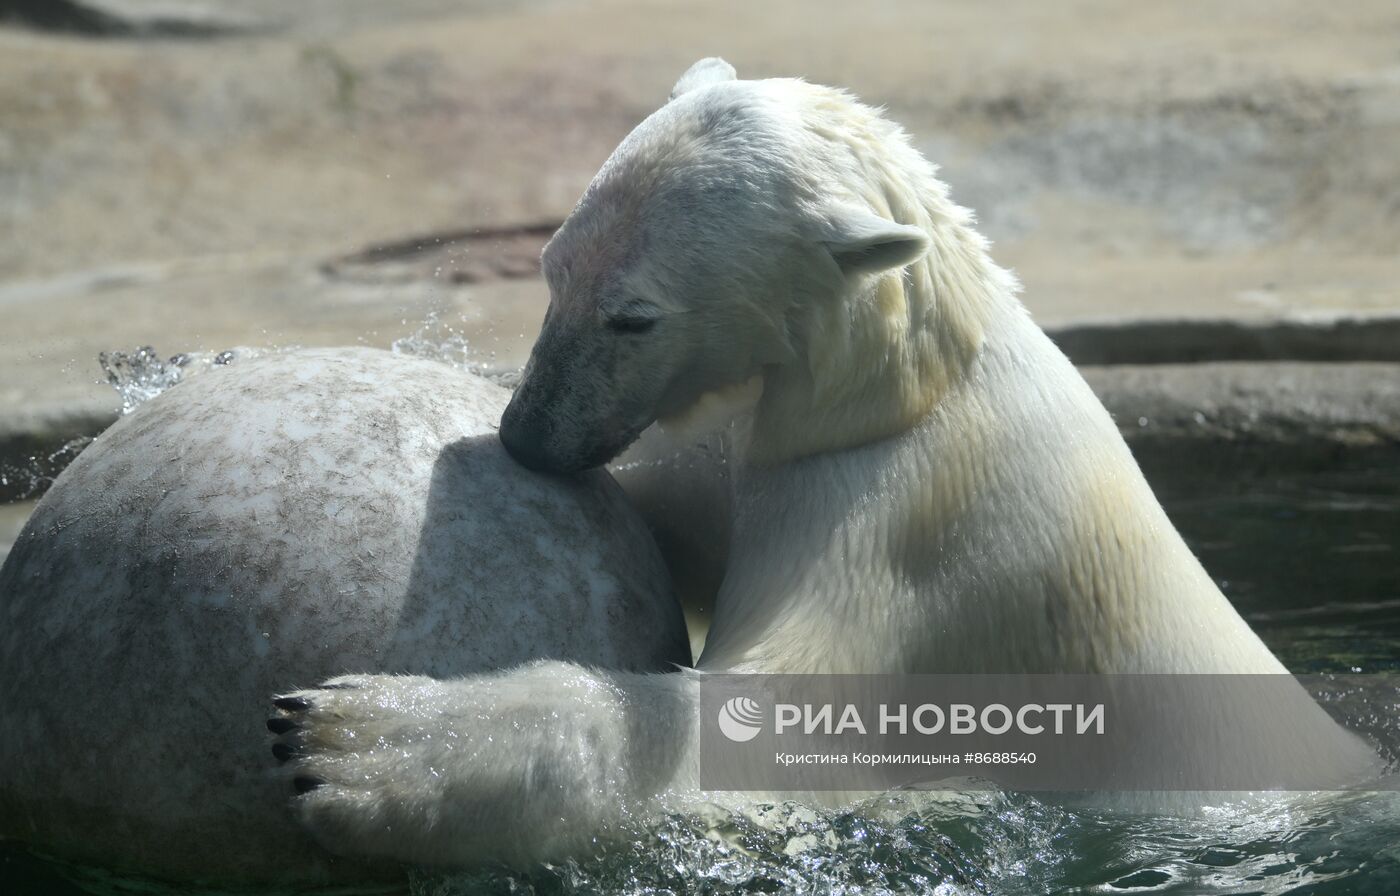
98;314;513;419
0;347;253;500
391;309;476;370
97;345;247;415
94;311;523;422
391;309;521;389
2;318;517;503
412;789;1400;896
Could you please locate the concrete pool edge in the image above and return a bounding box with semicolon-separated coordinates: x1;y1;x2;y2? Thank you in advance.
3;317;1400;502
1052;312;1400;366
1084;361;1400;475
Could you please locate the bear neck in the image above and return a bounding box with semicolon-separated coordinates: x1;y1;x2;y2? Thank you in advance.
748;171;1018;467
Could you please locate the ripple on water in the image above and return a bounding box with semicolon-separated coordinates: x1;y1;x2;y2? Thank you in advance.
410;789;1400;895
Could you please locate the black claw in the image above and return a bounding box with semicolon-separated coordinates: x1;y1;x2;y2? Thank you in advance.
271;742;297;762
266;717;297;734
274;696;311;712
294;776;325;794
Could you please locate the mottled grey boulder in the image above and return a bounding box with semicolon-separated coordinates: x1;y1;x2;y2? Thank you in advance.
0;347;687;884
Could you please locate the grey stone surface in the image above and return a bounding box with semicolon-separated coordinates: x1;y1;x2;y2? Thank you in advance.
1052;314;1400;365
0;347;687;884
1083;362;1400;472
0;0;262;37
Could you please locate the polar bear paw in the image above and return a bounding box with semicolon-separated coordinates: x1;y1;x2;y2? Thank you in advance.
266;664;645;867
267;673;477;863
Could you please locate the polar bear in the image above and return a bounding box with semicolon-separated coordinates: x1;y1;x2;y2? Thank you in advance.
270;60;1379;867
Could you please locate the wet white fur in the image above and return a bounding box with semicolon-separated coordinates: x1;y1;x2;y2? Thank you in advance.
279;61;1379;866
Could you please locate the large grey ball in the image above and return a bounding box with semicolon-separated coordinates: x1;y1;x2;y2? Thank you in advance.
0;347;687;885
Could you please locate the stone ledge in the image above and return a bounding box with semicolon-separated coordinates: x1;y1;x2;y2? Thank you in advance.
1049;314;1400;365
2;362;1397;503
0;0;262;38
1083;362;1400;474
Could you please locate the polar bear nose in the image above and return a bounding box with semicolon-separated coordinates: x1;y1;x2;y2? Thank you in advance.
499;402;558;473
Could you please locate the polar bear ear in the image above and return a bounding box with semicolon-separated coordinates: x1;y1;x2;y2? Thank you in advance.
670;57;738;100
818;207;932;276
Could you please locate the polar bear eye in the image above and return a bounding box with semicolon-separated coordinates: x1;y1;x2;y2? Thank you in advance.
606;315;657;335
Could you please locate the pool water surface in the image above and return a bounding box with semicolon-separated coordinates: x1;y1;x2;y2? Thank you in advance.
1;463;1397;895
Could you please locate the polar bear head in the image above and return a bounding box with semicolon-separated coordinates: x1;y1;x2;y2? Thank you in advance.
501;59;992;473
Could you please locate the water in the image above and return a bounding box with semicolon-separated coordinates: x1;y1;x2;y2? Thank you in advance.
412;791;1400;896
1163;464;1400;677
0;347;248;500
1;344;1397;894
105;346;261;410
389;309;522;388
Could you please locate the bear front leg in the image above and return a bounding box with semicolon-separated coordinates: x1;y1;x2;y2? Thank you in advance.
266;661;699;868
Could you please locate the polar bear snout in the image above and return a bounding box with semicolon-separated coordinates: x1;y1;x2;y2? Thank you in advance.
501;380;643;474
499;397;566;473
501;314;666;473
499;342;585;473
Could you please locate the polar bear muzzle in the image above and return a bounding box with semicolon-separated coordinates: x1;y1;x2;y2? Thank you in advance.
499;399;629;474
500;363;654;474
